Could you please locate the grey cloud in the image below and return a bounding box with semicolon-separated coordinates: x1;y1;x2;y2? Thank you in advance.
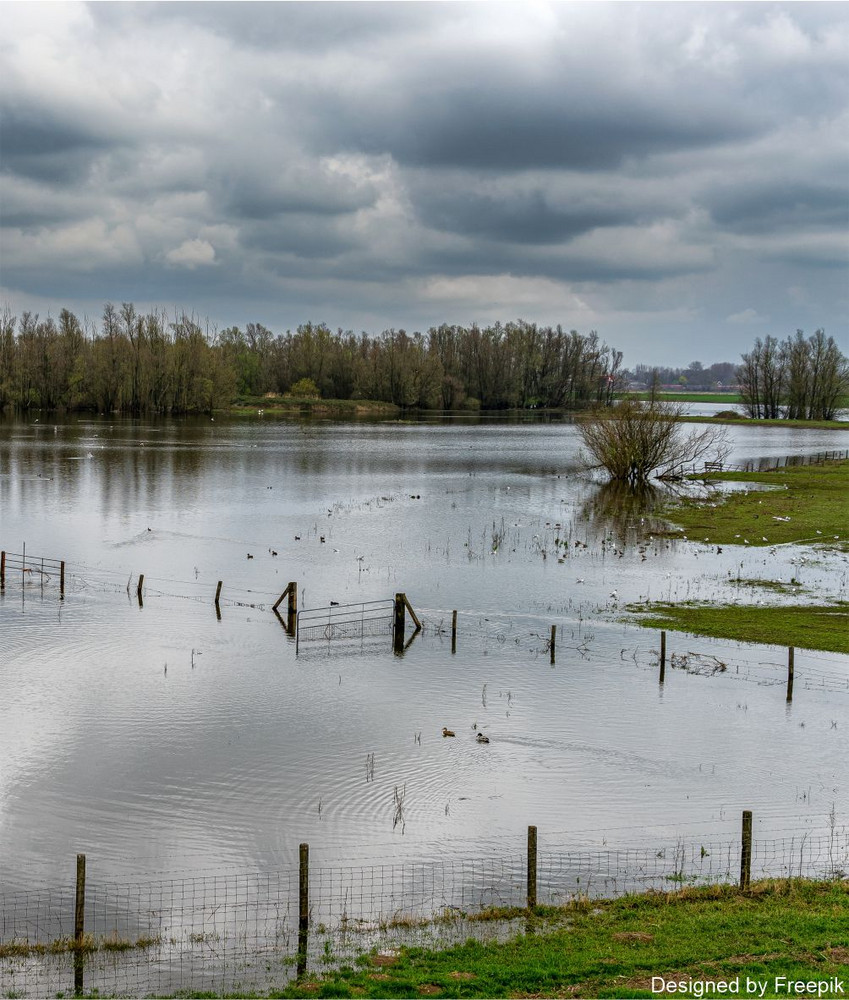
218;169;377;221
708;181;849;236
114;1;436;52
408;181;666;244
241;217;356;260
314;84;760;173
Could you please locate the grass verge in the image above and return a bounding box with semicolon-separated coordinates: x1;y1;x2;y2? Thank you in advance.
227;396;400;417
624;601;849;655
661;460;849;546
265;880;848;999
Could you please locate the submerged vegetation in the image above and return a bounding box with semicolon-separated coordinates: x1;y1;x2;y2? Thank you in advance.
578;399;728;485
270;880;849;999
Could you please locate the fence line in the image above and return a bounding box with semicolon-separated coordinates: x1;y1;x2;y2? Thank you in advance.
2;819;847;998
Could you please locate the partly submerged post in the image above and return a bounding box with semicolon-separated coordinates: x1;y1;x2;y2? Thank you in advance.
451;610;457;654
74;853;86;995
527;825;538;911
297;842;309;977
786;647;795;703
659;630;667;684
273;583;298;635
740;810;752;891
402;593;421;631
550;625;556;665
393;592;406;653
60;561;65;599
1;550;5;589
273;582;298;617
215;580;222;607
136;574;144;608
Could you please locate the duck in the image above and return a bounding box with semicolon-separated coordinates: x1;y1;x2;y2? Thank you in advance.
247;553;254;559
476;733;490;744
442;727;456;738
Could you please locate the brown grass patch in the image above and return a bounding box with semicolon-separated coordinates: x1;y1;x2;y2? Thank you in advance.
824;946;849;964
417;985;442;996
369;973;392;981
449;971;477;980
612;931;654;943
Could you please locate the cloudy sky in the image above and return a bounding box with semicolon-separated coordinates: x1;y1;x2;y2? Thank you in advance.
1;2;847;365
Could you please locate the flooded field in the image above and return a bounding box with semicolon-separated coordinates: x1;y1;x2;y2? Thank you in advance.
1;414;847;894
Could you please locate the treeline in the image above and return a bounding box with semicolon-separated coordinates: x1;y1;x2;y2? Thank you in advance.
738;330;848;421
0;303;624;414
625;360;738;390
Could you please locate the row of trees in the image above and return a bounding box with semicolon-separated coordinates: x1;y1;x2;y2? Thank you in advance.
738;330;849;421
625;360;738;391
1;303;843;419
0;304;624;414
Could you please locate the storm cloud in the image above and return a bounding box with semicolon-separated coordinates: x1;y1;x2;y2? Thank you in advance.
0;1;846;364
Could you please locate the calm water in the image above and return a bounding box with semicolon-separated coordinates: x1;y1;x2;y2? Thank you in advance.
1;415;847;890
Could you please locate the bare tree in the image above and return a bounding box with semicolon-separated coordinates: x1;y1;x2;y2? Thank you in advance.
577;399;729;486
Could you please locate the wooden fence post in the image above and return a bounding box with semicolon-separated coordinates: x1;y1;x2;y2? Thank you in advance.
550;625;556;665
451;610;457;654
136;574;144;607
659;630;667;683
393;593;405;653
60;561;65;599
297;842;309;977
215;580;222;607
1;550;5;589
74;853;86;995
527;825;538;910
786;647;794;703
740;810;752;891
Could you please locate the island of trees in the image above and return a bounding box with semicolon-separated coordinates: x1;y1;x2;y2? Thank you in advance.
0;303;845;419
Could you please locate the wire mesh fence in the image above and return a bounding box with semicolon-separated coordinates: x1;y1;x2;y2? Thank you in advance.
3;826;847;998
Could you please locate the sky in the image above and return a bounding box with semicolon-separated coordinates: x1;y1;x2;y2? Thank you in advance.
1;1;847;367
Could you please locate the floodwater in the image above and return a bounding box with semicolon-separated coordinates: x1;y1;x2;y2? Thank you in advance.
1;414;847;892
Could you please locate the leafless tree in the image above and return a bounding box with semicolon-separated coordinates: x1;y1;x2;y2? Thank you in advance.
578;399;729;485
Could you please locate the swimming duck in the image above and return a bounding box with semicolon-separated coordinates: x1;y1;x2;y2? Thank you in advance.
442;728;456;738
476;733;490;744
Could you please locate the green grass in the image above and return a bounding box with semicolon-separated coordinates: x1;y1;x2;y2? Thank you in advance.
226;396;400;417
618;392;744;403
661;460;849;546
258;880;849;999
683;415;849;430
625;601;849;655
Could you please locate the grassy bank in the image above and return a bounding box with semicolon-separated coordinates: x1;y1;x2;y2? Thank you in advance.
270;880;848;999
619;392;743;404
683;415;849;430
228;396;400;417
625;602;849;655
661;460;849;546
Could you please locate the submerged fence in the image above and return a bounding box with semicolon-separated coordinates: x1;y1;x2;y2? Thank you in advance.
2;817;848;998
